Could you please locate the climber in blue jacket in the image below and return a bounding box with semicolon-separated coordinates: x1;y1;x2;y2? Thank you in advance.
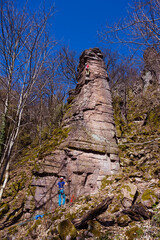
57;177;66;206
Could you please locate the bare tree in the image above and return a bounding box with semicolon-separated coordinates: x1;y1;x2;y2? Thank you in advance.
0;0;57;199
102;48;139;124
59;46;78;86
99;0;160;54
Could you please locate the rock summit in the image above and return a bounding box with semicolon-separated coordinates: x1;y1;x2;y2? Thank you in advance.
33;48;119;207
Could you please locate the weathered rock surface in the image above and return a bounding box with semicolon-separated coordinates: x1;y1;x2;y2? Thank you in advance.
121;183;138;208
32;48;119;208
142;47;160;89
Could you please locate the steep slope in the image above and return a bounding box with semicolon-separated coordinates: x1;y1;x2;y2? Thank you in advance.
0;48;160;240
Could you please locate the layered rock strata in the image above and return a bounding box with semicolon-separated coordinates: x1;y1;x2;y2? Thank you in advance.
32;48;119;208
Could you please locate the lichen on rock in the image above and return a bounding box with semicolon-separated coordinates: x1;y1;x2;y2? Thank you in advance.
141;189;158;208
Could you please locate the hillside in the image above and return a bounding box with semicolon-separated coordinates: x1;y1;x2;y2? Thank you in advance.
0;51;160;240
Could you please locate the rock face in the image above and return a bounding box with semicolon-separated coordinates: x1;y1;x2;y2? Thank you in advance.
32;48;119;208
141;47;160;90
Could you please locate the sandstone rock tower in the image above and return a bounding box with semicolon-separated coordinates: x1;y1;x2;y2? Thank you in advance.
33;48;119;208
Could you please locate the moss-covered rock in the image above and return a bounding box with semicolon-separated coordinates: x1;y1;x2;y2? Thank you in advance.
87;220;102;237
58;219;77;240
120;183;137;208
117;214;131;227
125;226;144;240
110;204;121;214
101;176;114;190
141;189;158;208
25;219;42;237
0;203;9;219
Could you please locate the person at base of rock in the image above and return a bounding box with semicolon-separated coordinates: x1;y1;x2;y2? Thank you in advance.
85;63;90;77
57;177;66;206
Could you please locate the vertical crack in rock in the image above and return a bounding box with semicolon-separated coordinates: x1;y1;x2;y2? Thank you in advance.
33;48;120;208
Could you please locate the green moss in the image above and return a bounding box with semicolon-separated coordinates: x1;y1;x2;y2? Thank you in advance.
119;145;129;151
12;178;26;192
117;214;130;227
84;195;91;202
25;219;42;237
141;189;158;204
125;226;144;240
147;106;160;129
58;219;77;240
101;176;113;189
115;174;123;181
0;203;9;219
112;95;127;137
37;127;70;159
4;174;27;198
110;204;120;213
117;192;123;201
129;222;136;227
121;184;131;192
65;212;77;220
8;226;18;235
88;220;101;237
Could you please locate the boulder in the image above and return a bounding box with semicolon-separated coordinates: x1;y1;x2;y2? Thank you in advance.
117;214;131;227
87;220;101;237
58;219;77;240
123;203;152;221
121;183;137;208
141;189;158;208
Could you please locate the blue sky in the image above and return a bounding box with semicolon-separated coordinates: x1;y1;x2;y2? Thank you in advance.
18;0;131;55
52;0;130;54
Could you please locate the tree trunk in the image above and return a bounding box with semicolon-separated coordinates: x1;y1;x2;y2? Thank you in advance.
73;196;114;229
0;161;9;200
